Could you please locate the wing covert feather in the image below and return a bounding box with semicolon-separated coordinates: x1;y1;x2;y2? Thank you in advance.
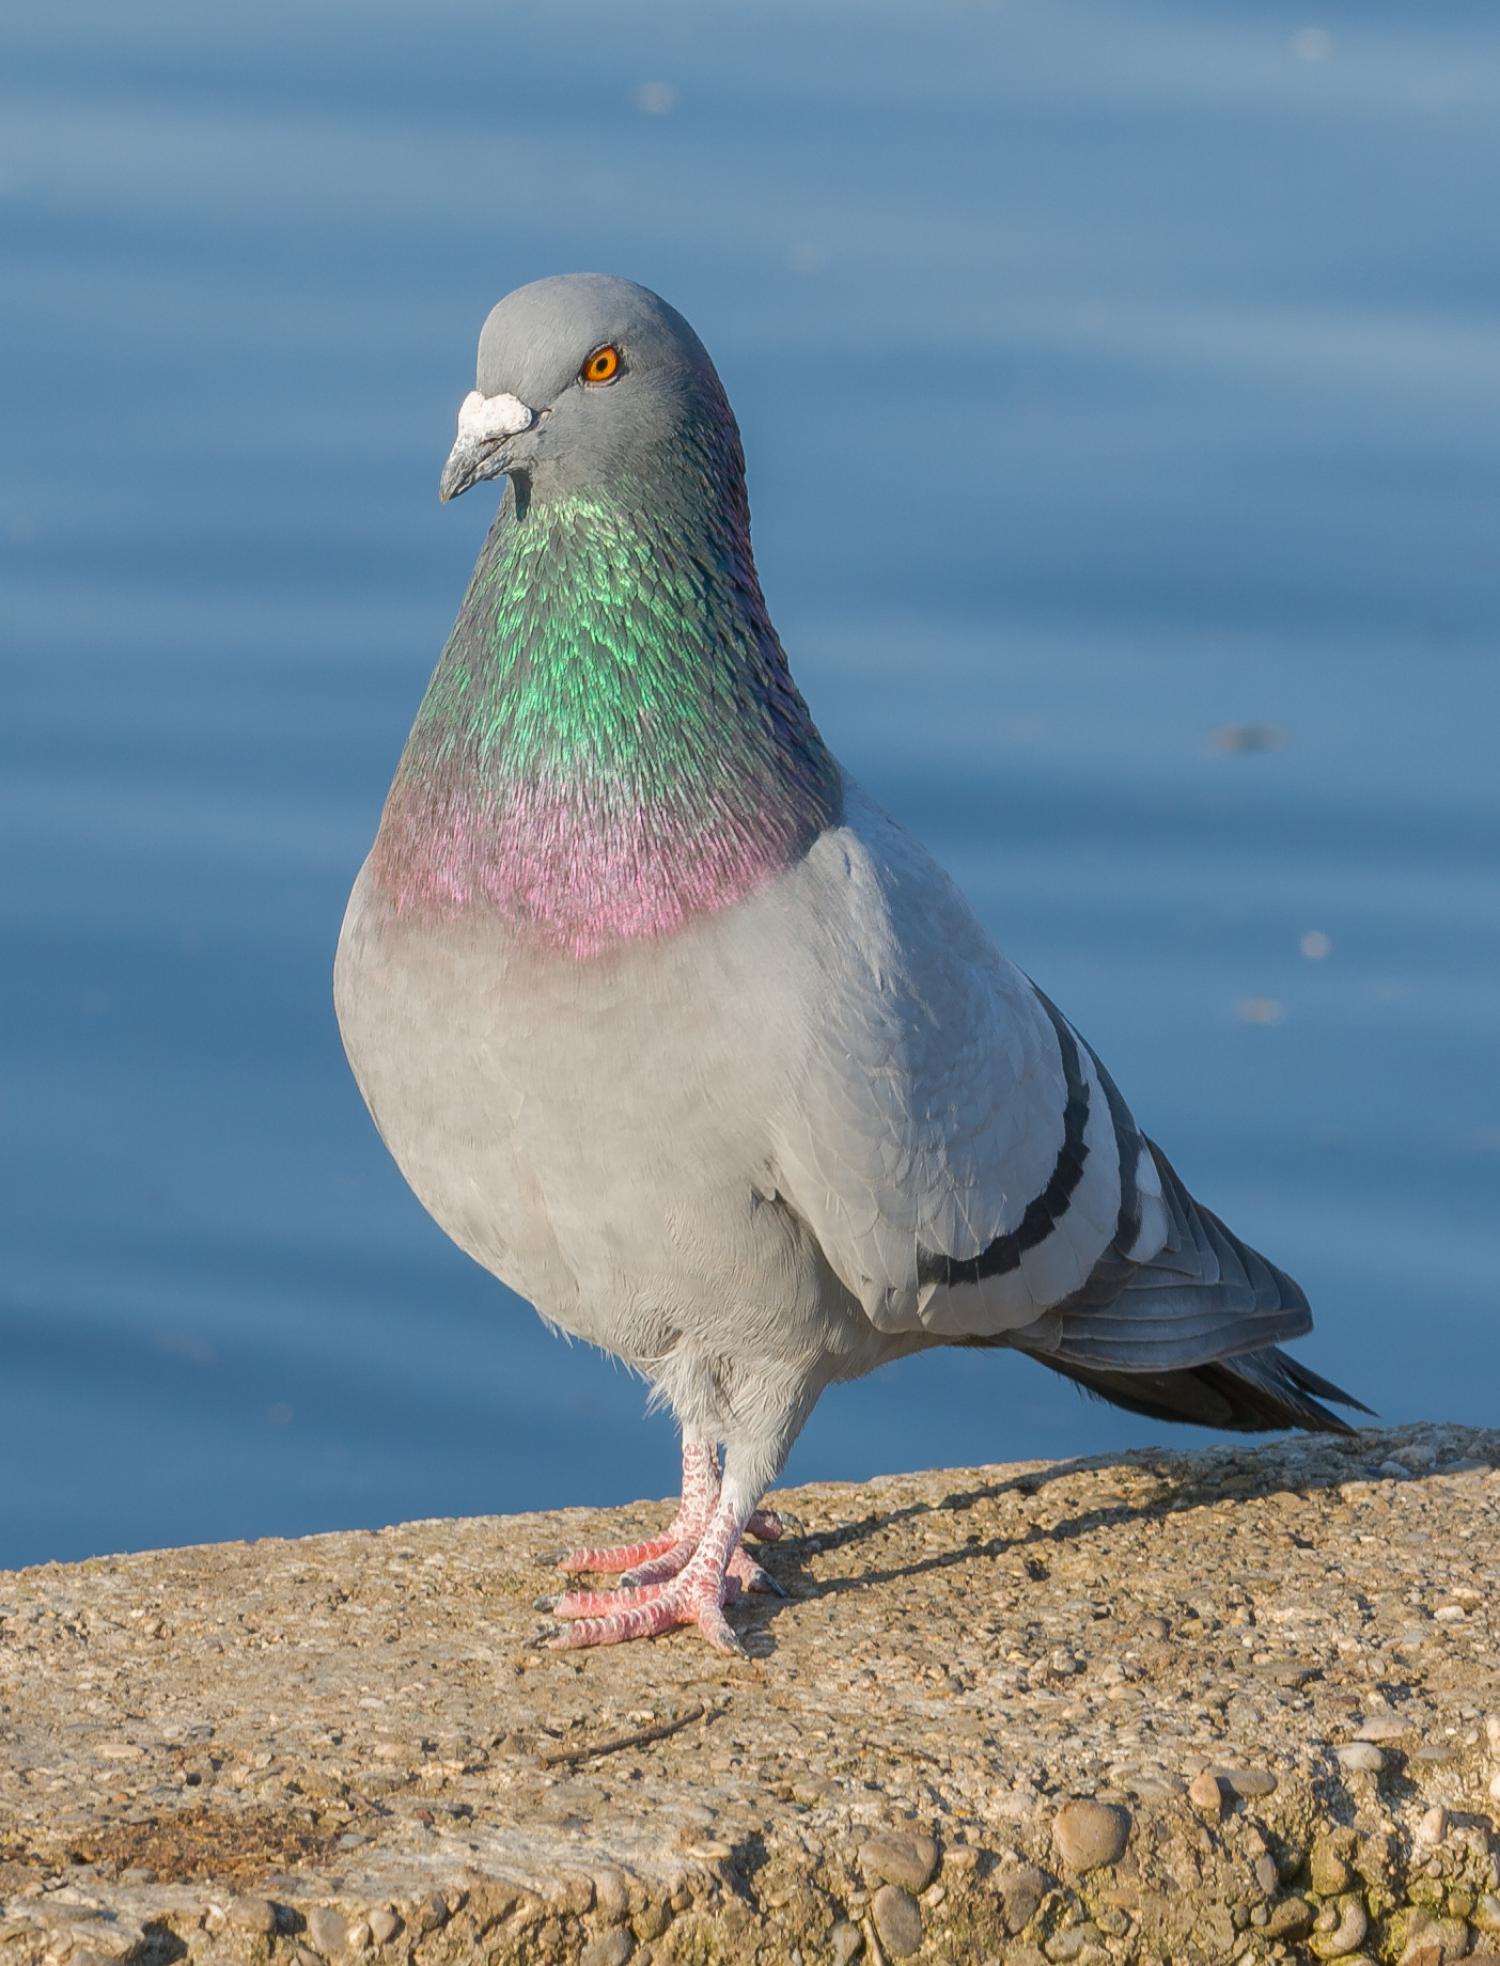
767;786;1131;1337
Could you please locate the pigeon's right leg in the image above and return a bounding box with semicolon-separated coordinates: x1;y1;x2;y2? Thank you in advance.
553;1439;783;1584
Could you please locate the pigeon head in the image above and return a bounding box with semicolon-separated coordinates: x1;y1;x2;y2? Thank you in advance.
438;273;736;506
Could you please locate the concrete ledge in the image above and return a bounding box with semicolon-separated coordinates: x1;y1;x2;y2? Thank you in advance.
3;1423;1498;1965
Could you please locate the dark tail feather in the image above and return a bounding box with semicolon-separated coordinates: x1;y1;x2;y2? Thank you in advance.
1033;1343;1373;1436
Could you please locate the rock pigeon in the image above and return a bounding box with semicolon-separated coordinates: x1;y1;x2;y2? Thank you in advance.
334;273;1366;1654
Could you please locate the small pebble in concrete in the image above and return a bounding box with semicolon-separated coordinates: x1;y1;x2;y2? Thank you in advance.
1399;1910;1470;1963
1416;1805;1448;1845
1353;1711;1408;1741
870;1883;923;1958
1389;1443;1436;1473
1210;1765;1278;1799
1309;1838;1353;1897
1050;1920;1109;1963
1485;1713;1500;1753
1188;1770;1224;1818
858;1832;940;1894
1336;1743;1385;1775
304;1905;347;1955
829;1920;863;1966
1053;1799;1130;1872
581;1932;634;1966
996;1863;1048;1935
549;1873;597;1915
634;1902;670;1943
227;1896;278;1935
1264;1898;1316;1942
592;1870;630;1925
1310;1895;1368;1960
415;1891;449;1934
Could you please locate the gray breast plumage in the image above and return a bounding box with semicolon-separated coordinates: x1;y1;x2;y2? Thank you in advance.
332;815;892;1411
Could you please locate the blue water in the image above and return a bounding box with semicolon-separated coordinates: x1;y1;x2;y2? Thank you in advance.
4;0;1498;1568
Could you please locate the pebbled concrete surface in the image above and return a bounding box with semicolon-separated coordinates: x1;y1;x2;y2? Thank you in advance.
2;1423;1498;1964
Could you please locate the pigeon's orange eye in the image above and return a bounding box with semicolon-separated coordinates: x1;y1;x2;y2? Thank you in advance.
580;344;622;384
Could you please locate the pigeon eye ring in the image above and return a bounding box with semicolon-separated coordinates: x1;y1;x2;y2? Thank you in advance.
580;343;622;384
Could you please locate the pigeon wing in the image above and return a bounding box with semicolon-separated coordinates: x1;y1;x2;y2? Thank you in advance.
770;784;1311;1368
769;787;1143;1340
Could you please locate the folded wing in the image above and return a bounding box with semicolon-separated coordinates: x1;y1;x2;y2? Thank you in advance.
773;787;1330;1388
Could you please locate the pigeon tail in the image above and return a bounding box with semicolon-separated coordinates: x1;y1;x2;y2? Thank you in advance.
968;1133;1371;1434
1025;1344;1373;1435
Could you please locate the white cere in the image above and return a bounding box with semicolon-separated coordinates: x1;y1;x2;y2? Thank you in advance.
455;390;535;444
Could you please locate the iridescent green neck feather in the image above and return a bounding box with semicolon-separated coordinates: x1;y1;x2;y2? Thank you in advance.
373;448;841;956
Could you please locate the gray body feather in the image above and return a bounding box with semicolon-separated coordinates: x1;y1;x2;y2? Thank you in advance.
337;775;1362;1483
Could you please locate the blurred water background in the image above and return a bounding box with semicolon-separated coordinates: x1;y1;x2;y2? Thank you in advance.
4;0;1498;1566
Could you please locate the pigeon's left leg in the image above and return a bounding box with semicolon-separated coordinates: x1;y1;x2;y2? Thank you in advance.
553;1439;782;1585
544;1443;779;1654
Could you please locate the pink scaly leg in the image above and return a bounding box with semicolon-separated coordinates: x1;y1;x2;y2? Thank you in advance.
552;1440;782;1587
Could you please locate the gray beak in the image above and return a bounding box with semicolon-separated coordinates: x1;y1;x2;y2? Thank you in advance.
438;438;506;503
439;390;537;503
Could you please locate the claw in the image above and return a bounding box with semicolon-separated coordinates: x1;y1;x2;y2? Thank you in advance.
736;1556;787;1597
533;1592;561;1613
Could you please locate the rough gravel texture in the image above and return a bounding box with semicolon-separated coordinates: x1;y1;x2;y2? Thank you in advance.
3;1423;1498;1965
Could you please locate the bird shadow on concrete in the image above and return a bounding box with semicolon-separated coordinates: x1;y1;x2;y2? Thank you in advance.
737;1429;1443;1648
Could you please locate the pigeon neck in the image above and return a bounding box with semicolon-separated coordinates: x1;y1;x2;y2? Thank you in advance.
372;479;841;957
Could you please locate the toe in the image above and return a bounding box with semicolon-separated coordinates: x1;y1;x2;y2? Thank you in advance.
693;1597;748;1656
546;1592;691;1648
728;1549;786;1597
552;1582;667;1620
555;1532;680;1576
745;1508;784;1543
619;1541;695;1589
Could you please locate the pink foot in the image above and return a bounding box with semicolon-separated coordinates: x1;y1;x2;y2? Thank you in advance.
540;1479;769;1654
546;1569;744;1654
